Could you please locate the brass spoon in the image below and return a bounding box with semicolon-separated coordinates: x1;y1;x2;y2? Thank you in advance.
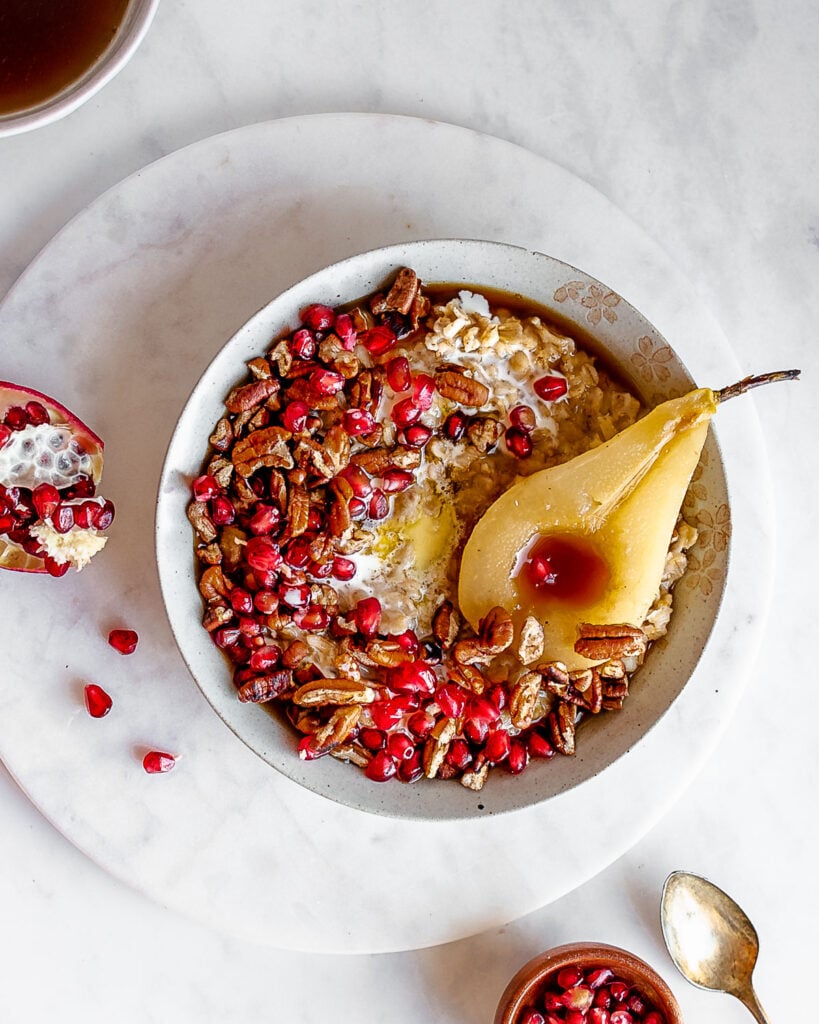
661;871;772;1023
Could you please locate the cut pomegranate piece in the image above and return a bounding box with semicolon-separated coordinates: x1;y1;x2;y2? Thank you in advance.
0;381;113;575
534;374;569;402
84;683;112;718
108;628;139;655
142;750;177;774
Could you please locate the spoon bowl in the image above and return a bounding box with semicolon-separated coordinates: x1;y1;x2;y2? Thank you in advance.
661;870;771;1023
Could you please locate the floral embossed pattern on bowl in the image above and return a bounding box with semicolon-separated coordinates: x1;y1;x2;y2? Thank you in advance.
156;239;730;820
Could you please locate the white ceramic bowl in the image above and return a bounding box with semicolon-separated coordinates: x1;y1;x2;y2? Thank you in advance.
156;239;730;819
0;0;160;138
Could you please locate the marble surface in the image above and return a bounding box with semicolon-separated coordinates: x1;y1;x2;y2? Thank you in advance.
0;2;816;1022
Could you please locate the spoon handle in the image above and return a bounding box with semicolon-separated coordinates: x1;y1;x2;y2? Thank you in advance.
740;985;772;1024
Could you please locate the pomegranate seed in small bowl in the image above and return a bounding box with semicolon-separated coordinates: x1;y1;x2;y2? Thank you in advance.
494;943;682;1024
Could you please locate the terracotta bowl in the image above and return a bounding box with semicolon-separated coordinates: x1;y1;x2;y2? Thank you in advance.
494;942;684;1024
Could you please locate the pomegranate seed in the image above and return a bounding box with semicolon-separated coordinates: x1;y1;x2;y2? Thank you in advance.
280;583;311;608
0;511;15;531
587;969;614;990
397;749;424;783
331;556;356;581
609;982;630;1004
309;368;345;396
290;328;318;360
249;645;281;671
249;504;282;535
529;553;557;586
91;499;115;530
192;474;220;501
108;628;139;655
245;536;283;573
507;739;529;774
510;404;536;432
143;751;176;774
505;426;533;458
291;605;328;631
370;695;417;730
282;399;310;433
52;503;75;534
487;682;508;712
466;695;500;725
214;627;242;649
593;988;612;1009
0;424;11;448
627;995;647;1015
386;355;412;391
44;555;70;577
543;993;564;1012
362;324;397;356
308;559;333;579
365;749;397;782
386;732;415;761
229;588;254;615
210;495;236;526
284;537;311;568
32;482;60;520
27;400;51;425
445;738;472;770
463;716;488;745
642;1014;664;1024
387;659;436;695
360;728;386;752
563;987;594;1012
392;397;421;429
66;474;95;499
367;489;389;520
84;683;112;718
609;1013;633;1024
443;411;467;440
407;710;435;738
589;1011;611;1024
404;424;432;447
520;1013;545;1024
4;406;29;430
339;464;373;497
484;728;511;764
534;374;569;402
393;628;419;654
335;313;357;350
298;734;325;761
73;500;98;529
412;373;435;410
377;470;413;497
253;590;279;614
435;682;468;718
354;596;382;637
301;303;335;332
343;408;376;436
565;1013;587;1024
557;967;584;990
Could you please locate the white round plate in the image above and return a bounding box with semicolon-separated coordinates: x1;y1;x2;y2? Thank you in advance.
0;114;772;952
157;237;731;820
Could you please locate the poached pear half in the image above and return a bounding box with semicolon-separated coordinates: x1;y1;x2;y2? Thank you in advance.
458;371;799;671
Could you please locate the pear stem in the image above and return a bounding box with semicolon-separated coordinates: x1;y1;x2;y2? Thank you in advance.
715;369;801;404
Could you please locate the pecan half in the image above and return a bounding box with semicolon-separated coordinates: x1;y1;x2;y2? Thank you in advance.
515;615;545;665
510;671;543;729
435;370;490;408
247;356;272;380
384;267;420;315
209;417;234;452
330;743;370;768
479;606;514;653
432;600;460;650
232;426;294;477
187;501;217;543
291;678;377;707
287;483;310;538
225;377;280;415
268;339;293;377
460;761;489;791
196;542;222;565
423;718;457;778
467;417;503;454
574;623;648;661
549;700;576;755
238;670;293;703
202;603;233;632
310;705;362;751
198;565;230;601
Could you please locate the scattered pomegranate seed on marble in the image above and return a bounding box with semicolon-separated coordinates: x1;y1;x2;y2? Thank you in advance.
142;751;176;774
108;628;139;655
84;683;112;718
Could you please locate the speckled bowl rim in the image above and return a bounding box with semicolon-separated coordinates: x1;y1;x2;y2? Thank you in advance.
155;237;730;820
493;941;684;1024
0;0;160;138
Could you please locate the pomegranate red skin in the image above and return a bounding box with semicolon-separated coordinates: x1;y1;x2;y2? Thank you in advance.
0;381;106;575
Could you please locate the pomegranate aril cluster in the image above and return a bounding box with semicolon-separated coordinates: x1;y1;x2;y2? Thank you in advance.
520;965;666;1024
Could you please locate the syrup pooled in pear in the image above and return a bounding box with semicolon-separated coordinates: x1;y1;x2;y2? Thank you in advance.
458;371;799;670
